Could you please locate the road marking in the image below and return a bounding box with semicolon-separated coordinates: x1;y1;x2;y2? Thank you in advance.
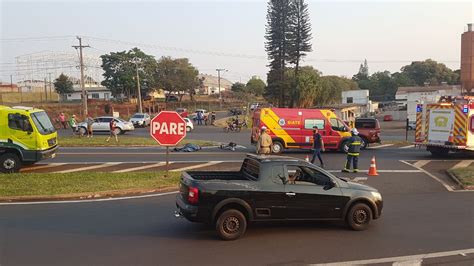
451;160;474;169
399;145;414;149
413;160;430;168
327;170;422;173
392;259;422;266
0;191;179;206
400;160;454;192
21;163;66;172
370;144;394;149
170;161;222;172
113;162;167;173
54;163;121;173
312;248;474;266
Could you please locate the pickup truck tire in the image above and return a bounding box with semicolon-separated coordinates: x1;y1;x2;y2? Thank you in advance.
215;209;247;241
0;153;21;173
346;203;372;231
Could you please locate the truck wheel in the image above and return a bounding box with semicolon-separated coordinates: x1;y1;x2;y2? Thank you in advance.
0;153;21;173
346;203;372;231
271;141;284;154
215;209;247;241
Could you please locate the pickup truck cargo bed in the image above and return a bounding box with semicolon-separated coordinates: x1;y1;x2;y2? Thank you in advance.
186;171;250;181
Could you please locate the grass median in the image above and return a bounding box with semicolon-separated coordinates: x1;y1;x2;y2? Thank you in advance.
448;166;474;188
59;136;218;147
0;171;181;199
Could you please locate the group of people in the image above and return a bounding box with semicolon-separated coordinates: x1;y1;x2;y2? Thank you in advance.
255;126;362;172
58;113;118;142
196;111;216;126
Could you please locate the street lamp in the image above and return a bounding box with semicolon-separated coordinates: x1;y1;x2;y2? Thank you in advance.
132;59;143;113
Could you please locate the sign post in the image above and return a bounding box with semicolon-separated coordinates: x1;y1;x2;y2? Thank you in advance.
150;111;187;177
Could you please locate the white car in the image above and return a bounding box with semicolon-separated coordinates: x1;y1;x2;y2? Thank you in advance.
78;116;135;135
129;113;151;127
184;118;194;132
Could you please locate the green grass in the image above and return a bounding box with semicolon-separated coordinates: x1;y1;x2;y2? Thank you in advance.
0;171;181;198
58;136;218;147
448;166;474;186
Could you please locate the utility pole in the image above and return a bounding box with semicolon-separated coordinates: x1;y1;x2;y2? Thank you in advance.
44;77;48;102
72;36;90;115
134;60;143;113
216;68;227;110
48;72;52;101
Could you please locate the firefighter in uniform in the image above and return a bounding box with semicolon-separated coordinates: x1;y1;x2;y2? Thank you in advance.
342;128;362;173
256;126;272;155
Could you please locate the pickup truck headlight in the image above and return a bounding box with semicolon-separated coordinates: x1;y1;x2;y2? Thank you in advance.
371;191;382;200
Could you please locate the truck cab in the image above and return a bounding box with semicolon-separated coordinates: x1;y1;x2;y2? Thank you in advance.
0;105;58;173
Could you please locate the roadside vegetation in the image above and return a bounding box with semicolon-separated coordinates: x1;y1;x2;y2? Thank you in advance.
58;136;217;147
448;166;474;188
0;172;180;198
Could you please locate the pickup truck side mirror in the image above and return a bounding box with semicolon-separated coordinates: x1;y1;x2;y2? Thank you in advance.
323;180;336;190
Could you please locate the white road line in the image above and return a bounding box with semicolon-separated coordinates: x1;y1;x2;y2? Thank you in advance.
326;170;422;173
0;191;179;206
311;248;474;266
393;259;423;266
170;161;222;172
370;144;394;149
400;145;414;149
54;163;120;173
413;160;431;168
21;163;66;172
113;162;167;173
400;160;454;192
451;160;474;169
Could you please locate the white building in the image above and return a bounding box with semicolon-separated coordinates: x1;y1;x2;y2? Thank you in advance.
65;86;113;101
197;74;232;95
342;90;370;105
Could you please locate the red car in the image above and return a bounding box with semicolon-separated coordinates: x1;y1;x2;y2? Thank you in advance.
176;108;188;118
355;118;381;149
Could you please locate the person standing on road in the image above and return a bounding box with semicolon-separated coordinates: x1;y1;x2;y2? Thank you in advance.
105;119;118;143
68;115;77;136
342;128;362;173
86;115;94;138
210;111;216;125
59;113;67;129
256;126;272;155
197;111;203;125
311;127;325;168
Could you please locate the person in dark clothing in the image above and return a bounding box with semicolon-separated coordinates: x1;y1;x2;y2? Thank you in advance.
342;128;362;173
311;127;325;168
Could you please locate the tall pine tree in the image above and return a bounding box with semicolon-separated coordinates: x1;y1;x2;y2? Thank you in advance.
265;0;292;107
288;0;312;107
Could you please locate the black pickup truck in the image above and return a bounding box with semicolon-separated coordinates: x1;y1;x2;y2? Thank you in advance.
176;154;383;240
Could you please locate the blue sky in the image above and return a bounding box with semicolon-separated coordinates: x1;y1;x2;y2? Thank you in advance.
1;0;472;83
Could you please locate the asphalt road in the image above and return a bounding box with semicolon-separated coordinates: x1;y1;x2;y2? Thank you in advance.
2;125;473;265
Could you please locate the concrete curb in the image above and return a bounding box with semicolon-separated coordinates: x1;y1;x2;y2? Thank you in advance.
0;186;178;203
445;170;474;191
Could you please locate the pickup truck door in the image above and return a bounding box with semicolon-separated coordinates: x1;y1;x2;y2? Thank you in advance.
251;164;287;220
284;165;347;219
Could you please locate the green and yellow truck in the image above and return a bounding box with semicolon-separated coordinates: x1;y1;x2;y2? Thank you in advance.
0;105;58;173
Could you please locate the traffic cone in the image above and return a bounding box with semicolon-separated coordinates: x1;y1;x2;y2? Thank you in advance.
305;155;310;162
368;156;378;176
448;128;454;144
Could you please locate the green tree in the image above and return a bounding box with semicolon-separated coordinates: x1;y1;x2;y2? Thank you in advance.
154;57;199;102
401;59;459;86
53;73;74;95
100;47;157;98
352;59;369;81
265;0;292;106
245;76;266;96
287;0;312;107
231;82;246;93
319;75;358;105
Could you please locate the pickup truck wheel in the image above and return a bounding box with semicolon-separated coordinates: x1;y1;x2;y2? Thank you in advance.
346;203;372;231
216;209;247;241
271;141;284;154
0;153;21;173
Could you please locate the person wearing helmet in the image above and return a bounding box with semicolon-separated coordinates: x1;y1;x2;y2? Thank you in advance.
256;126;272;155
342;128;362;173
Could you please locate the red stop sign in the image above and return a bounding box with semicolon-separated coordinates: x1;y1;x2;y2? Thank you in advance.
150;111;187;146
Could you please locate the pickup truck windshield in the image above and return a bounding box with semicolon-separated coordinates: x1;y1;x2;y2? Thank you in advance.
31;111;56;135
241;159;259;180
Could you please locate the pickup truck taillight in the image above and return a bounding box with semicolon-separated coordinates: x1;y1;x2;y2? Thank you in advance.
188;186;199;204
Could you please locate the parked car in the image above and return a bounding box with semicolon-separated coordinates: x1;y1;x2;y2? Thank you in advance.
184;118;194;132
176;154;383;240
383;115;393;121
176;108;188;118
78;116;134;135
129;113;151;127
355;118;381;149
408;121;416;130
